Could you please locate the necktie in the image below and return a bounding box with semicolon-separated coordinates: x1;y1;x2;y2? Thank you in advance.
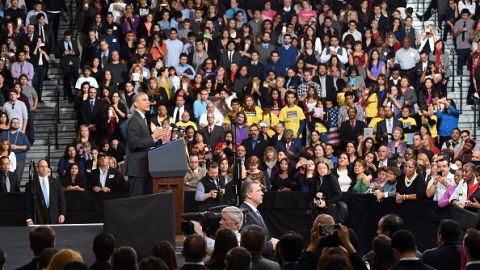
209;127;213;134
102;53;108;66
229;51;233;62
20;64;23;75
68;41;72;51
90;100;94;113
40;25;45;41
350;120;355;128
462;21;467;42
41;178;49;208
255;210;267;230
263;43;267;49
5;174;10;192
252;139;257;149
286;142;291;151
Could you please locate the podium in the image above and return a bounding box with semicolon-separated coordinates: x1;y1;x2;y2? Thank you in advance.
148;139;189;235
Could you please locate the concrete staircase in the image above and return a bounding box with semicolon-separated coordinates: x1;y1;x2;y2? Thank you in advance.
407;0;478;138
21;2;78;188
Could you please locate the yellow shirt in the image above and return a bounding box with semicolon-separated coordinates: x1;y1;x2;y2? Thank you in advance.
314;122;328;133
421;115;438;138
399;117;417;142
364;93;379;118
336;92;346;107
242;106;263;126
176;121;198;131
259;112;280;137
279;105;306;135
224;109;242;126
160;78;171;100
369;116;384;143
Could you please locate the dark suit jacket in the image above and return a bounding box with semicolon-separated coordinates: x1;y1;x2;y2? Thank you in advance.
422;244;461;270
80;99;106;127
179;264;209;270
168;105;194;123
56;39;80;69
200;125;225;150
219;51;242;68
25;177;66;224
251;254;281;270
34;24;54;51
15;258;39;270
242;136;269;161
465;263;480;270
89;260;112;270
125;110;156;179
313;75;337;100
340;120;365;146
375;118;402;146
390;259;436;270
240;202;271;240
0;171;20;192
275;139;302;159
378;16;390;37
88;167;125;192
415;60;435;84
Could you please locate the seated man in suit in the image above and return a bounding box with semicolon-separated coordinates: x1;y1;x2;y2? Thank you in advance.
200;112;225;150
390;230;435;270
376;105;402;146
89;152;125;193
275;129;302;160
340;107;365;147
0;156;19;192
180;234;208;270
377;146;396;168
423;219;461;270
16;226;56;270
464;229;480;270
240;225;281;270
242;124;268;161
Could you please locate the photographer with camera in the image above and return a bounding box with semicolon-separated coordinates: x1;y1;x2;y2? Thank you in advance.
297;214;367;270
195;162;226;209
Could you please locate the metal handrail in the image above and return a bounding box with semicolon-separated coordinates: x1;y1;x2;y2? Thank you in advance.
54;83;59;149
47;129;52;165
474;99;478;140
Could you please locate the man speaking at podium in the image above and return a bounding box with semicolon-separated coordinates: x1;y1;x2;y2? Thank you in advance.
125;92;163;196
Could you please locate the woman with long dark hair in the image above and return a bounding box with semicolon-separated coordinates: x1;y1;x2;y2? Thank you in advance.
0;138;16;172
310;160;342;216
57;145;87;180
62;164;87;192
206;229;238;270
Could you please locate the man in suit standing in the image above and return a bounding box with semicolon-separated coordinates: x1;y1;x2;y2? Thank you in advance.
34;13;53;52
16;226;56;270
80;87;106;142
422;219;461;270
0;156;19;192
169;95;194;126
89;153;125;193
220;40;242;68
376;106;402;146
275;129;302;160
125;92;163;196
180;234;208;270
25;160;66;226
340;107;365;147
255;32;275;65
242;124;268;161
200;112;225;150
56;30;79;102
390;230;435;270
464;229;480;270
240;180;278;251
313;64;337;100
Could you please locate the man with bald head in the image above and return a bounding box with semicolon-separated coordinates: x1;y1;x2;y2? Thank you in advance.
200;112;225;150
125;92;163;196
25;160;66;225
